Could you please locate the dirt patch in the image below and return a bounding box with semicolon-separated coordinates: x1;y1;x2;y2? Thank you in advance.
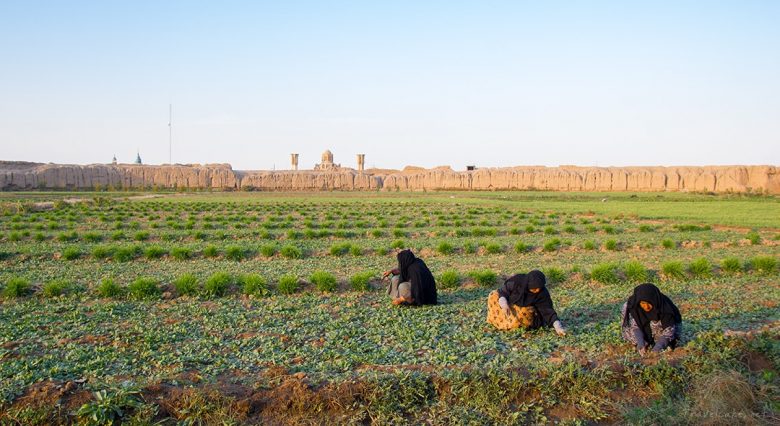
1;341;21;350
58;334;111;346
745;351;776;373
7;380;92;414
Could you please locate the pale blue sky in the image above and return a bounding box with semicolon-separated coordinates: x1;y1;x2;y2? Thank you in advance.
1;1;778;170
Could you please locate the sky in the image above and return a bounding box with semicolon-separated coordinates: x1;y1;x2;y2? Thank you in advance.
1;1;779;170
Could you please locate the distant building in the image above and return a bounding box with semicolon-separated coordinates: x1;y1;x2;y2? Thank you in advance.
314;149;341;171
135;152;142;165
112;155;117;165
356;154;365;172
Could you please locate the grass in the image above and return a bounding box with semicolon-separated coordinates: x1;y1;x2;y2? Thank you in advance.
113;246;139;262
310;270;338;292
720;257;743;274
203;244;219;258
143;246;168;259
467;270;498;287
749;256;778;274
259;243;277;257
437;242;455;255
746;231;761;245
590;263;621;284
61;246;82;260
2;277;31;298
240;274;269;297
277;274;299;295
280;244;303;259
623;260;649;283
543;238;561;252
204;272;232;297
438;270;461;289
170;247;193;261
42;279;69;297
484;243;503;254
329;242;352;256
661;261;686;280
173;273;200;296
688;258;713;278
544;267;566;284
127;277;161;300
225;245;247;261
96;278;122;298
513;241;531;253
348;272;374;292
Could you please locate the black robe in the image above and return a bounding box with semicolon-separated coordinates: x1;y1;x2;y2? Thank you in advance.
623;283;682;345
397;250;437;306
498;270;559;328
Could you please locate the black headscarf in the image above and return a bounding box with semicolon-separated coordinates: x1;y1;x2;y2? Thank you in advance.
623;283;682;343
396;250;437;306
498;270;559;327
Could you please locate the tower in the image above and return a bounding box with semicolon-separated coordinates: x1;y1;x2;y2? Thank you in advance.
291;153;299;171
356;154;365;172
112;155;117;165
135;151;142;165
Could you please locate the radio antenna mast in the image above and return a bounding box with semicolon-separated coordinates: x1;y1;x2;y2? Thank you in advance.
168;104;172;164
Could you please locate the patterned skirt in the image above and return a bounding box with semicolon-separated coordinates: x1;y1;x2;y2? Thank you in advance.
486;290;536;330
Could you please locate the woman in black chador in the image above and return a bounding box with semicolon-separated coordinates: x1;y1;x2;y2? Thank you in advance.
487;270;566;335
621;283;683;354
383;249;437;306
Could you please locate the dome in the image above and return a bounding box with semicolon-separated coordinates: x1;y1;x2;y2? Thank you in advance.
321;150;334;163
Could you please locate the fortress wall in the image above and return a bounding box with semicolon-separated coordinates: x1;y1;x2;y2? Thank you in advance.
0;162;777;194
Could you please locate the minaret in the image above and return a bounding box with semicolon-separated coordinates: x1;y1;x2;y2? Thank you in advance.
356;154;365;172
135;151;142;165
291;153;299;171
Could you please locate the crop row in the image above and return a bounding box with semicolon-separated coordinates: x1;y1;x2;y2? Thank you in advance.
0;232;767;264
1;256;776;300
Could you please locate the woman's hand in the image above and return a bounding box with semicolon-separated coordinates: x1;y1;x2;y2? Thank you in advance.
553;321;567;337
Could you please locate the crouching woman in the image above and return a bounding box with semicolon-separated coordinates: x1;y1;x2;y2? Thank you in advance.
383;249;437;306
487;270;566;336
621;283;683;355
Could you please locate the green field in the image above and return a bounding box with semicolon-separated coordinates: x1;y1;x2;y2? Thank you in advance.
0;191;778;425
